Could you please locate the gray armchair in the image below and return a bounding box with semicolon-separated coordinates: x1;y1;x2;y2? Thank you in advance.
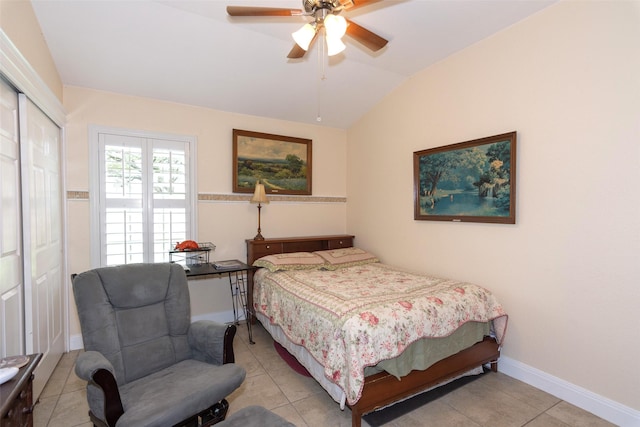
72;263;246;427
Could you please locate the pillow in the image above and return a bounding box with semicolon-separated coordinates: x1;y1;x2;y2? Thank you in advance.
253;252;326;272
314;247;379;270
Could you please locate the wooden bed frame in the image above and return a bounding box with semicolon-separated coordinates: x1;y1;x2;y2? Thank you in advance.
246;235;500;427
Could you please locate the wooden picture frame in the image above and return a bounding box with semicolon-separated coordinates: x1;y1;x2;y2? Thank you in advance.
413;132;517;224
233;129;312;195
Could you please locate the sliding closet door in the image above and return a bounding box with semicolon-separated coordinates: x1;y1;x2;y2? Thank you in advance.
0;79;24;358
20;95;64;398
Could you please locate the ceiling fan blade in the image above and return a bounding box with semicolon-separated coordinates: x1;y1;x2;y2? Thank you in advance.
287;44;307;59
226;6;303;17
287;32;319;59
345;19;388;51
338;0;382;11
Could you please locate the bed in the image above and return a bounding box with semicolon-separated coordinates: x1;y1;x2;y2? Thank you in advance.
246;235;508;427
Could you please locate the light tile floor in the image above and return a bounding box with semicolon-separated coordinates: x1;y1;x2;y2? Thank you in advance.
34;323;615;427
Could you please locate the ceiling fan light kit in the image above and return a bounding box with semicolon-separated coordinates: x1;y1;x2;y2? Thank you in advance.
227;0;388;59
320;14;348;56
292;22;317;51
325;35;346;56
291;8;348;56
323;14;347;38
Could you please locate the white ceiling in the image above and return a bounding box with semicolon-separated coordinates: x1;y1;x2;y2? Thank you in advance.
31;0;556;129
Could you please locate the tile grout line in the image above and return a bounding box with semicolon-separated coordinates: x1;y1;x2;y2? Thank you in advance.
245;327;311;426
43;351;82;427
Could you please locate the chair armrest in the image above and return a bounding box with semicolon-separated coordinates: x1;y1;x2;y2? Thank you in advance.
75;351;123;427
75;350;115;381
188;321;237;365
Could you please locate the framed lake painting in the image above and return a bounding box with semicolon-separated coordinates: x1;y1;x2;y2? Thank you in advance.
413;132;516;224
233;129;312;195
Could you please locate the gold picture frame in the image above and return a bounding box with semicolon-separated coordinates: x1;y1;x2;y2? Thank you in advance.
413;132;517;224
233;129;312;195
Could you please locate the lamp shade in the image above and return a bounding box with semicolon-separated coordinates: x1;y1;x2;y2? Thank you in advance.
250;182;269;204
292;23;316;51
326;36;346;56
324;14;347;38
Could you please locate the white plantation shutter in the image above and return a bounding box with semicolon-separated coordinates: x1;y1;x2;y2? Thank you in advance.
91;128;196;267
151;142;189;262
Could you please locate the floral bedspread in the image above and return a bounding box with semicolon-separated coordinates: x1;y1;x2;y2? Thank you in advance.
253;263;508;405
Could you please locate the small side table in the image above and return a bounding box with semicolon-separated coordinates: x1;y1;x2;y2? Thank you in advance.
185;261;256;344
0;353;42;427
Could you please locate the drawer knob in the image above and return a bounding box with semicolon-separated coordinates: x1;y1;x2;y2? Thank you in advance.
339;241;343;244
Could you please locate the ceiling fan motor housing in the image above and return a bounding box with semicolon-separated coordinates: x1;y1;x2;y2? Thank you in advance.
303;0;316;13
304;1;347;14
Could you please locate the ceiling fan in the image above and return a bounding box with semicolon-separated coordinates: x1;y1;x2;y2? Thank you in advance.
227;0;388;59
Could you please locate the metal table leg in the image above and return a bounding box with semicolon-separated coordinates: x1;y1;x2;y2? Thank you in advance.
228;270;254;344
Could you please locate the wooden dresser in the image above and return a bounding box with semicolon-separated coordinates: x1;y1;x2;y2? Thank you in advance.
246;234;355;321
0;353;42;427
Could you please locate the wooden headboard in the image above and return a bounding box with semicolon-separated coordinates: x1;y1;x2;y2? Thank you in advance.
245;234;354;322
246;234;355;266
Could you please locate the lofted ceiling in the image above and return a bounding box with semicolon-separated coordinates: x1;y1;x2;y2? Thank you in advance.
31;0;556;129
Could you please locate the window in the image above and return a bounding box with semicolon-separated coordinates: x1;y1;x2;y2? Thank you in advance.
90;127;196;267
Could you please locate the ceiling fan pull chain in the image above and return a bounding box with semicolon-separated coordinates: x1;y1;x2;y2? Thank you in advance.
317;34;326;122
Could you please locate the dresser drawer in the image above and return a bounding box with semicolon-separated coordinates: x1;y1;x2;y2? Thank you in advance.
326;237;353;249
249;242;283;260
1;354;41;427
3;385;32;427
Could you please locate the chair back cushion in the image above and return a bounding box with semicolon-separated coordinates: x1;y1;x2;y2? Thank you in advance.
73;263;192;384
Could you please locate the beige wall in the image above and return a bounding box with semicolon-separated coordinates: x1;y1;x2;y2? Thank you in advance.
347;0;640;412
0;0;63;100
5;0;639;419
64;86;347;336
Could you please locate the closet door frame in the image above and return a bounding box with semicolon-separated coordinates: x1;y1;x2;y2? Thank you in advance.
0;78;24;358
1;29;68;398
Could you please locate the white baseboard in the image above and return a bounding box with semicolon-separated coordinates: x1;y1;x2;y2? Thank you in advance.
191;309;236;324
500;356;640;427
69;334;84;351
69;310;237;351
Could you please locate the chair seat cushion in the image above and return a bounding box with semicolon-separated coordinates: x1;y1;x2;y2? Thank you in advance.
116;359;246;427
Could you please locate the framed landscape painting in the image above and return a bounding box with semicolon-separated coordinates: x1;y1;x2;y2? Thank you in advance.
413;132;517;224
233;129;312;195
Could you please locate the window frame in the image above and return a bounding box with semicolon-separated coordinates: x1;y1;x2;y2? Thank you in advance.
89;125;197;267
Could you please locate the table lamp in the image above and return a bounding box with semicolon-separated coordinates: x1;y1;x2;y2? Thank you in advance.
250;181;269;240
